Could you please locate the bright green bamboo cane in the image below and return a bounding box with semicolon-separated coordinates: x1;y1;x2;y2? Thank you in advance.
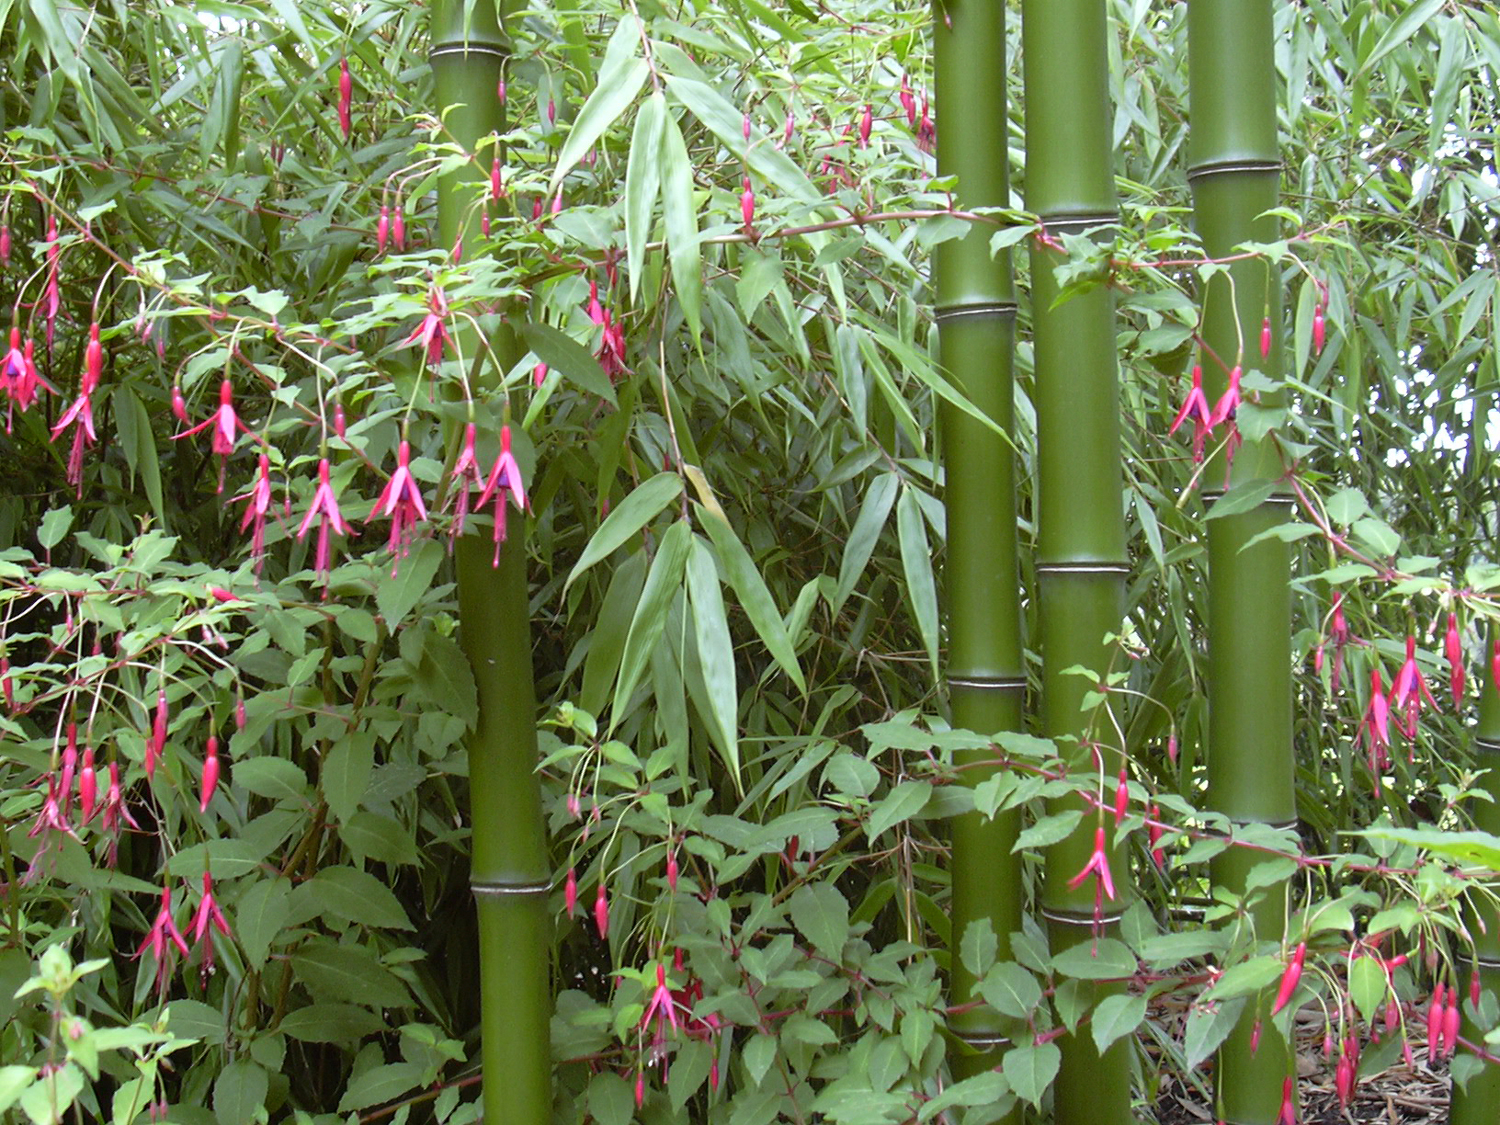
1022;2;1134;1120
1453;621;1500;1124
431;5;552;1124
931;1;1023;1098
1188;3;1295;1122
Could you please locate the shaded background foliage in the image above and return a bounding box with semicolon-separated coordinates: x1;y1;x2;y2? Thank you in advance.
3;1;1500;1123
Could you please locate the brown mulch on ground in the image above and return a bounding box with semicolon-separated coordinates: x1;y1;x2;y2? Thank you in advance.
1151;1000;1454;1124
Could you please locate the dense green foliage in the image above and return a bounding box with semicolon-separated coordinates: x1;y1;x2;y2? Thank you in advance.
5;2;1500;1123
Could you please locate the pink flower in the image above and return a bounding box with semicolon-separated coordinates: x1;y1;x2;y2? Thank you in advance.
1209;364;1242;428
1169;364;1214;462
533;362;549;387
297;457;353;582
900;74;916;127
100;760;140;867
148;688;168;778
135;886;190;992
402;288;451;367
640;962;682;1035
1066;825;1116;907
51;324;101;495
1360;666;1391;782
370;440;428;569
594;883;609;940
1446;613;1465;707
1260;316;1272;360
174;378;250;492
191;870;231;942
78;745;98;823
741;176;755;228
1277;1076;1297;1125
199;736;220;814
476;424;528;564
564;867;577;917
447;423;487;540
376;206;390;253
1390;633;1438;739
236;454;276;574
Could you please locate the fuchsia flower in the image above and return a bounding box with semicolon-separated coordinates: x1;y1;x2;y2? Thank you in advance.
236;454;276;573
370;440;428;570
376;205;390;253
476;424;528;565
1260;316;1272;360
175;378;251;492
51;322;102;495
135;886;190;992
100;761;139;867
585;282;628;380
190;870;231;981
402;287;451;367
1446;613;1465;707
858;103;873;148
1066;825;1116;910
447;422;487;539
1169;364;1214;463
44;215;59;349
1329;593;1351;693
1427;983;1446;1063
297;457;353;582
1359;667;1391;783
1210;364;1242;427
740;177;755;229
147;688;168;778
899;74;916;127
1390;633;1439;740
640;962;682;1036
1277;1076;1297;1125
564;867;577;916
78;744;97;823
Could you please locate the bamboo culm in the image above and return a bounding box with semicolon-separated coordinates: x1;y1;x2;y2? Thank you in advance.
931;1;1024;1105
1022;1;1134;1121
430;4;552;1123
1188;2;1295;1122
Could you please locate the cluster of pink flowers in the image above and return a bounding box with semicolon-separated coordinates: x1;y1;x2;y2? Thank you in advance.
587;280;628;381
135;872;231;992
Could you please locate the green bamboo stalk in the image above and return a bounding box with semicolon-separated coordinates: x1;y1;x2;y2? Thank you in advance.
931;1;1023;1093
1022;2;1133;1120
430;5;552;1124
1187;3;1295;1122
1453;620;1500;1124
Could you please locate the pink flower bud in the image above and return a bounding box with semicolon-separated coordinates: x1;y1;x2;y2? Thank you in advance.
1249;1017;1261;1055
551;192;563;214
594;883;608;939
334;403;347;439
338;59;353;140
392;202;405;250
740;176;755;228
533;362;549;387
710;1058;719;1090
79;744;97;822
1166;732;1178;765
566;792;581;819
547;98;556;125
634;1073;644;1108
1472;967;1482;1008
200;736;219;813
1277;1076;1295;1125
1428;983;1445;1062
1112;765;1128;825
148;689;168;778
858;104;872;148
377;205;390;253
1444;995;1461;1057
564;867;577;916
742;111;752;144
666;848;678;891
236;696;247;731
497;78;507;104
172;386;188;424
1260;316;1272;360
1312;310;1326;356
783;110;795;146
491;157;503;201
0;225;9;266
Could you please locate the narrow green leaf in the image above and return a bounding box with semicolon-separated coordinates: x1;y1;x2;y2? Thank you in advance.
549;34;649;194
662;74;820;205
895;488;940;682
612;519;692;724
660;110;702;337
700;510;806;692
518;321;618;406
1358;0;1445;77
625;92;666;301
685;536;740;783
581;551;648;714
835;472;897;612
567;472;683;588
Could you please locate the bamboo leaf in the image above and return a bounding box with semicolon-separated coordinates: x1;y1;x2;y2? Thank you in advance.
699;509;806;692
518;321;617;406
612;519;692;724
581;551;647;714
895;488;940;682
662;74;820;205
625;92;666;301
1357;0;1445;78
566;472;683;589
835;472;897;612
550;18;649;195
660;109;702;338
685;536;740;783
